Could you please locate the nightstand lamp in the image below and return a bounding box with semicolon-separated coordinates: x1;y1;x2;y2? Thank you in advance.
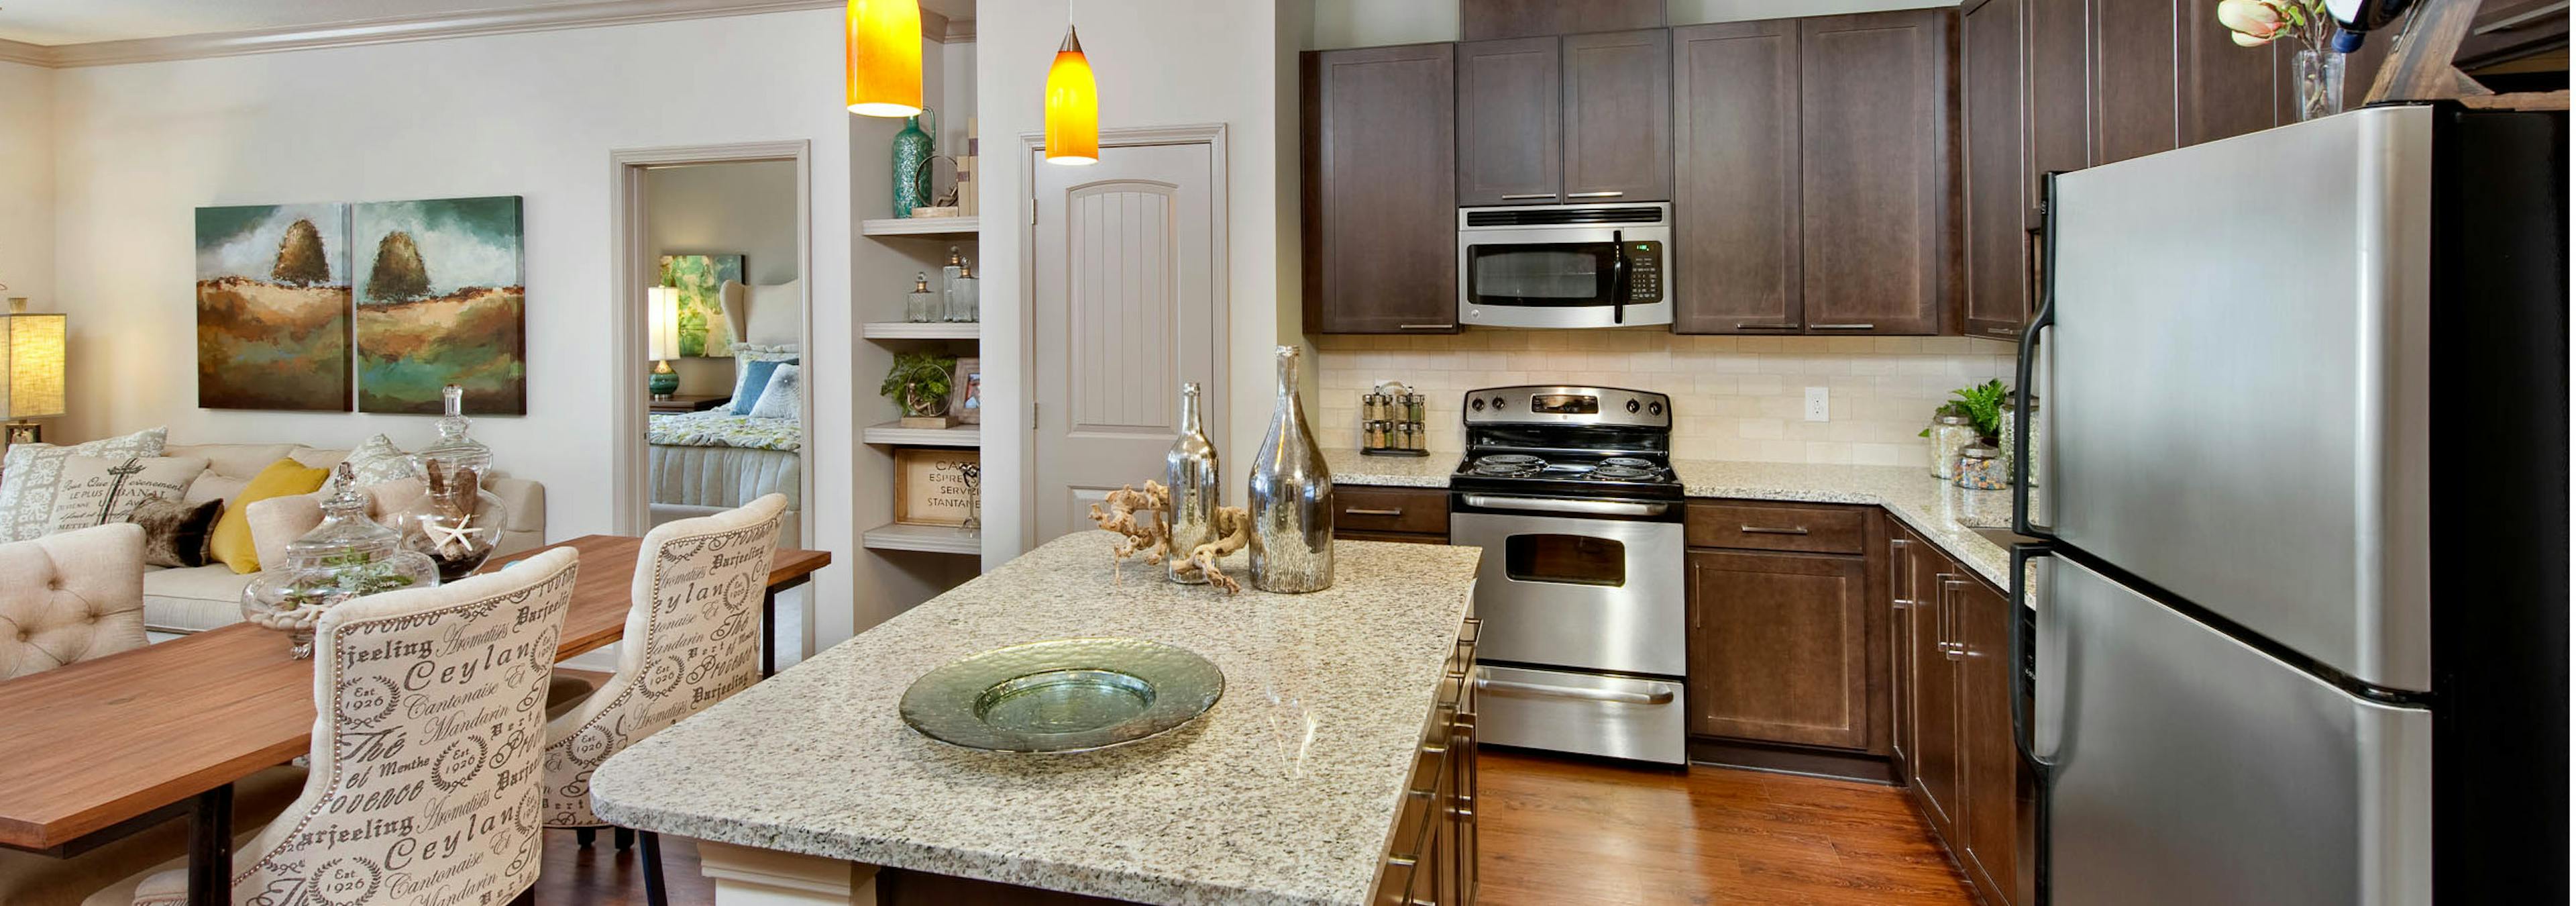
1;297;64;452
648;285;681;400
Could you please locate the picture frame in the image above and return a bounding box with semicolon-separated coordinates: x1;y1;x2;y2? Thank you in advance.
894;448;980;527
953;357;981;425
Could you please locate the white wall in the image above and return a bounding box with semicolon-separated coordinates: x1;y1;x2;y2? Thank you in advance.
1305;0;1958;48
973;0;1303;566
42;9;918;648
644;159;800;397
0;61;51;315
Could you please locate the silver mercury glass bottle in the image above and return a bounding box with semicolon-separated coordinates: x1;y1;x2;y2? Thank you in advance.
1164;383;1221;584
1246;346;1334;593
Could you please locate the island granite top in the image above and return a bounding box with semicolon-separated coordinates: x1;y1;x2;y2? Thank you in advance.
589;532;1483;906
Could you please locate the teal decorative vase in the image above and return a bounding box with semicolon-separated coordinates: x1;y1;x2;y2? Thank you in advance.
648;364;678;399
892;112;932;218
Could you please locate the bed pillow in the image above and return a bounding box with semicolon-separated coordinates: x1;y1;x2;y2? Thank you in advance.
46;455;211;536
730;358;800;415
0;427;168;542
748;364;801;420
741;280;803;346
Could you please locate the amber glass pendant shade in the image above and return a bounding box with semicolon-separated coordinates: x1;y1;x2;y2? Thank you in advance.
847;0;923;117
1044;26;1099;165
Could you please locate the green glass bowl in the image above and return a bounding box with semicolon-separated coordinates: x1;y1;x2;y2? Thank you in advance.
899;638;1224;753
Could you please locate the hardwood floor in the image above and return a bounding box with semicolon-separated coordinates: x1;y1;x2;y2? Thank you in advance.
535;750;1974;905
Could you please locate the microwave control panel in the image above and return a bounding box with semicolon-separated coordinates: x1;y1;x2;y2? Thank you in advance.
1626;242;1665;302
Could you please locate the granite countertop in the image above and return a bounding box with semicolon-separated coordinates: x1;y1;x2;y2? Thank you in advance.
1323;449;2024;589
589;532;1484;906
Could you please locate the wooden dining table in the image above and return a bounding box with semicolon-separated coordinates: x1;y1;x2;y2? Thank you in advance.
0;534;828;906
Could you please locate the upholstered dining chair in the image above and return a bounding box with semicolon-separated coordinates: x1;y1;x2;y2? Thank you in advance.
0;523;148;681
116;546;581;906
541;493;786;906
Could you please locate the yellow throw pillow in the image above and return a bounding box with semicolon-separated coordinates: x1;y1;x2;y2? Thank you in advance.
209;458;331;574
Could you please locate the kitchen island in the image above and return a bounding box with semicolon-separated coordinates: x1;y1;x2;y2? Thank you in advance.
589;532;1483;906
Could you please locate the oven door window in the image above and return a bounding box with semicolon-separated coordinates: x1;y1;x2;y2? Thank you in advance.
1503;534;1627;587
1468;243;1615;307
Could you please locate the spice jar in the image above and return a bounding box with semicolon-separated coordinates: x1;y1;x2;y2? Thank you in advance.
1953;444;2009;491
1928;414;1976;480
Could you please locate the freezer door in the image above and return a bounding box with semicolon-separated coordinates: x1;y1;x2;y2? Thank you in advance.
2047;107;2434;691
2030;554;2430;906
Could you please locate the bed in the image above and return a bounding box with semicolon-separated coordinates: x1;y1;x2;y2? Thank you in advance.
649;280;803;546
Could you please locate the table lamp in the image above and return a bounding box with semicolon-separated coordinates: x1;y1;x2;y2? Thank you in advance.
0;298;65;452
648;286;682;400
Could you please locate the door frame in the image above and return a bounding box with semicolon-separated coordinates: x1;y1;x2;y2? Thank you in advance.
1014;123;1231;551
606;140;814;546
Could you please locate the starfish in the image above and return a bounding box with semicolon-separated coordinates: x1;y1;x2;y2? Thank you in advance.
423;513;488;558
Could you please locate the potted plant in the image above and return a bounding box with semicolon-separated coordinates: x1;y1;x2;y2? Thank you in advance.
882;352;958;427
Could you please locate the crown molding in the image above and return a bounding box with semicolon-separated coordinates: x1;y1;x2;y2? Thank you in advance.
944;19;975;42
12;0;845;68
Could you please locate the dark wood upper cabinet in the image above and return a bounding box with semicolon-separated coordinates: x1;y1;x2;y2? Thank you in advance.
1799;10;1955;336
1962;0;2032;340
1301;44;1460;334
1458;36;1562;205
2178;0;2282;146
1460;0;1664;41
1686;549;1882;751
1562;29;1673;202
2090;0;2180;165
1671;20;1803;334
2025;0;2090;197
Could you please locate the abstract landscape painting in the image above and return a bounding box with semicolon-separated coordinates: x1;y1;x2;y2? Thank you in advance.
195;203;353;411
352;196;527;414
658;253;742;358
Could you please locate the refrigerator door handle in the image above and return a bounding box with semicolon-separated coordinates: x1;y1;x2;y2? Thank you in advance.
2013;172;2064;540
2010;544;2065;770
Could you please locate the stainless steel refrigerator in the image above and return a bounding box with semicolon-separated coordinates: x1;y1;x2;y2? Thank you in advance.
2014;104;2567;905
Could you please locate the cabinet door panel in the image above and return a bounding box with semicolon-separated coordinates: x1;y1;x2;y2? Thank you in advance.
1458;36;1562;205
1303;44;1460;334
1957;576;2023;906
1800;11;1951;335
1686;550;1876;750
2178;0;2280;146
1908;552;1963;840
1962;0;2032;340
1888;530;1921;783
2090;0;2178;164
1670;21;1803;334
1563;29;1673;202
2026;0;2090;193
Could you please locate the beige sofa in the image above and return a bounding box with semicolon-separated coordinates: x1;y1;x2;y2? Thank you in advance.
144;443;545;639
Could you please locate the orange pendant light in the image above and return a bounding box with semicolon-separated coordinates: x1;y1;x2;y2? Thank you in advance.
846;0;922;117
1043;25;1099;165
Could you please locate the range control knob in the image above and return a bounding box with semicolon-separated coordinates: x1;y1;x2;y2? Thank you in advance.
1648;401;1665;416
1625;399;1642;414
1470;397;1487;411
1493;396;1508;410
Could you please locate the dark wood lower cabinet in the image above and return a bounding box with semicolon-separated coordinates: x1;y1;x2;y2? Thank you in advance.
1684;550;1879;750
1955;576;2021;906
1373;619;1479;906
1888;515;2027;906
1904;526;1964;843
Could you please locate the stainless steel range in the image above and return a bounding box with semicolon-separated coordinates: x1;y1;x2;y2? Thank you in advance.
1449;385;1687;764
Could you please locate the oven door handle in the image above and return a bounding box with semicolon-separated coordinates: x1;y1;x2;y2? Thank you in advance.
1477;677;1675;705
1459;494;1670;517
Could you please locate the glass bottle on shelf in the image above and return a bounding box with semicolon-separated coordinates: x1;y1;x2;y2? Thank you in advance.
907;272;936;323
387;385;512;582
240;463;439;658
946;258;979;322
941;245;964;300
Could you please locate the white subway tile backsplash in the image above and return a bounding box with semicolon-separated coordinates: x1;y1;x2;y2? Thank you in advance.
1313;331;2015;466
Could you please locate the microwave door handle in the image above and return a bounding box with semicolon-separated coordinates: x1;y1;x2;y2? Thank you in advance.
1609;230;1629;325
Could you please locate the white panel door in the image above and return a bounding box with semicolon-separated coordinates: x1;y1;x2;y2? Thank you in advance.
1033;142;1220;542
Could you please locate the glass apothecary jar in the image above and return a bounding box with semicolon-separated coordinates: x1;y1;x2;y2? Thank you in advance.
241;464;441;658
1953;444;2010;491
388;385;511;581
1927;414;1977;480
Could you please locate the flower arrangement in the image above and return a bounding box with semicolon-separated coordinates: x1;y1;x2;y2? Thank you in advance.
2216;0;2334;51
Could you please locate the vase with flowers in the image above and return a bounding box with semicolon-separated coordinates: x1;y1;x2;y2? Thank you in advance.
2216;0;2346;121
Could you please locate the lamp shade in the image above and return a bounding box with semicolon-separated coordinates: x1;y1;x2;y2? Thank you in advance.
647;287;682;362
1043;26;1099;165
847;0;923;117
0;300;64;420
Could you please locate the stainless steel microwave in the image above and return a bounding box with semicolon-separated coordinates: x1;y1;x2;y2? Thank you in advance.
1457;203;1672;329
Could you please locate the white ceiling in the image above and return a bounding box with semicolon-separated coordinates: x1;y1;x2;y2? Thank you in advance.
0;0;975;47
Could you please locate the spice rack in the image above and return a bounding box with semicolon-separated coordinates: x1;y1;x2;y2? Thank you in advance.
1360;382;1430;457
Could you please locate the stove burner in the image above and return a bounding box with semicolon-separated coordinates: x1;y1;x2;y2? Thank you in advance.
1589;463;1658;481
1600;457;1652;468
1471;454;1544;477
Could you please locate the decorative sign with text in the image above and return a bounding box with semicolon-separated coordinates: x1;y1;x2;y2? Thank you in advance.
896;448;981;527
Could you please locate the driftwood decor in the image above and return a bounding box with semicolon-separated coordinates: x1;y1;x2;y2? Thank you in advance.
1087;481;1253;594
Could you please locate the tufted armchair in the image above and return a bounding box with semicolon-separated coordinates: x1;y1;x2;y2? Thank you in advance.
117;547;580;906
541;493;786;906
0;523;148;680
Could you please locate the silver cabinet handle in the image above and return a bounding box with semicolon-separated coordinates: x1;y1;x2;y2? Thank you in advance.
1734;322;1799;330
1397;323;1452;330
1497;193;1556;200
1344;507;1405;517
1942;578;1968;660
1986;325;2023;336
1890;538;1913;608
1810;323;1877;330
1567;191;1625;197
1477;677;1674;705
1739;525;1810;536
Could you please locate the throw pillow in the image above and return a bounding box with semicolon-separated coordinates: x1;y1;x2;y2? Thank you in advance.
731;358;798;415
342;434;419;486
0;427;168;543
45;455;212;536
207;458;331;574
126;495;224;568
748;364;802;420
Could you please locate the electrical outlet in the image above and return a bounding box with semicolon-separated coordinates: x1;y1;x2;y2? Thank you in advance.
1804;387;1830;422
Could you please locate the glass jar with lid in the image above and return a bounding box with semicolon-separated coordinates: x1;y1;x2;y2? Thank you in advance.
386;385;512;581
241;463;441;658
1927;414;1977;480
1953;443;2010;491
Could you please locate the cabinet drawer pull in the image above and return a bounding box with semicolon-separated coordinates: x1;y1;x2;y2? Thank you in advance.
1397;323;1452;330
1344;507;1405;517
1498;193;1556;200
1387;855;1419;868
1738;525;1810;536
1567;191;1625;198
1734;323;1799;330
1986;325;2023;336
1810;323;1877;330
